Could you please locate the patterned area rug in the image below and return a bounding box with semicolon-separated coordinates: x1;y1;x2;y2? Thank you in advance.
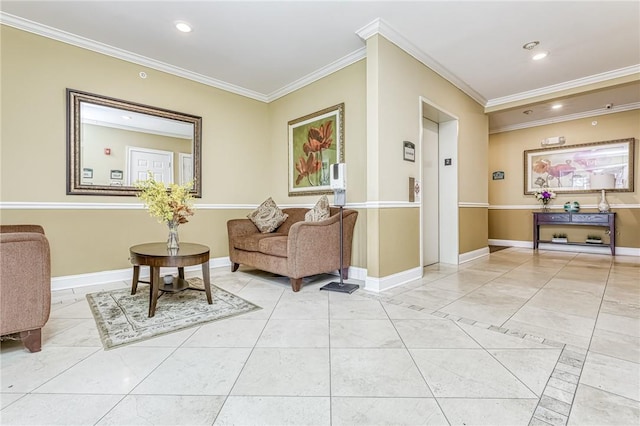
86;277;261;350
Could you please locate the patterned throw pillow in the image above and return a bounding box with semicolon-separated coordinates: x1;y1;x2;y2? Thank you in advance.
305;195;331;222
247;197;288;233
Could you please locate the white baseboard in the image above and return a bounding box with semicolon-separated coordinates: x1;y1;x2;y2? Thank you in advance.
488;239;640;257
51;258;368;292
364;266;422;293
346;266;368;282
51;257;232;291
459;246;490;264
489;239;531;248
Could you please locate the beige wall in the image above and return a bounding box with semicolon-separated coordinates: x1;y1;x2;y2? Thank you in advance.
489;109;640;249
373;36;488;203
0;209;245;276
1;26;493;282
267;61;368;268
1;26;270;204
459;207;489;254
268;61;367;204
366;35;488;276
0;26;370;277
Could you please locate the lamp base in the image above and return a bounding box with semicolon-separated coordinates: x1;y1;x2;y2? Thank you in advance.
320;281;359;294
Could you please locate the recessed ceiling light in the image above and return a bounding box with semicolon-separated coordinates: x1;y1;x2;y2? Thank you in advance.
551;104;563;110
523;109;533;115
532;51;549;61
522;41;540;50
175;21;192;33
122;115;132;120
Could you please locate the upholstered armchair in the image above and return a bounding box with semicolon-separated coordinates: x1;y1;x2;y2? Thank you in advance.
0;225;51;352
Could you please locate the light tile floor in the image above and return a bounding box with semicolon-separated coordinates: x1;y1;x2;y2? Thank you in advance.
1;248;638;425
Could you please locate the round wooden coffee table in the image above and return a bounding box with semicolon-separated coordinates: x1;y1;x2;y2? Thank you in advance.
129;242;212;317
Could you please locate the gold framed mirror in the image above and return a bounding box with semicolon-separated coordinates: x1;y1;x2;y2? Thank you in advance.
67;89;202;197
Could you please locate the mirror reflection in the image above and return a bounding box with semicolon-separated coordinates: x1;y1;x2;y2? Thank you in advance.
67;89;202;197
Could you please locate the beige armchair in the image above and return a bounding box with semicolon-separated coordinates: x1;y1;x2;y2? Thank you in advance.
0;225;51;352
228;207;358;292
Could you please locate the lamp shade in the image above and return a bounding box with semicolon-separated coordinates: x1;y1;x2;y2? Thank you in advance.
590;173;615;189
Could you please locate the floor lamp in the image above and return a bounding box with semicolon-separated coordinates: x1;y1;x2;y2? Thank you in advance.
320;163;359;294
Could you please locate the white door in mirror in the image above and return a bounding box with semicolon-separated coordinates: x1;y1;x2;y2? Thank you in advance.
126;147;173;185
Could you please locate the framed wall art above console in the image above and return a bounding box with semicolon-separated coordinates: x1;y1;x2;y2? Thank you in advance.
524;138;634;194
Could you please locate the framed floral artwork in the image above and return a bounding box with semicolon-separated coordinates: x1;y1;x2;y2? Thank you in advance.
288;103;344;196
524;138;634;194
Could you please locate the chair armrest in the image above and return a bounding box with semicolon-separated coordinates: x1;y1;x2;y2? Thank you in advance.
0;232;51;335
0;225;44;234
227;219;259;262
287;210;358;278
227;219;259;238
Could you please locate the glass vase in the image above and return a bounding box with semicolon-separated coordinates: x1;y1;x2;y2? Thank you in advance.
167;220;179;250
540;203;550;213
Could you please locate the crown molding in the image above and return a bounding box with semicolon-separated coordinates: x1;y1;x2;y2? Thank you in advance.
356;18;487;106
267;47;367;102
0;12;269;102
490;102;640;134
486;65;640;109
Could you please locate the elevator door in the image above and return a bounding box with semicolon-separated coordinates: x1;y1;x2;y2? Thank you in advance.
422;118;439;266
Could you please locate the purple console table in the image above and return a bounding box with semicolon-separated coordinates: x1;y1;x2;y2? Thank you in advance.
532;212;616;256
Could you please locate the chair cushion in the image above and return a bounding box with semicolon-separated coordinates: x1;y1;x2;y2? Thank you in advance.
247;197;289;233
305;195;330;222
258;235;288;258
234;233;285;252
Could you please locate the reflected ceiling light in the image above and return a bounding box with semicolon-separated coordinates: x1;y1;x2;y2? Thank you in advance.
523;109;533;115
532;51;549;60
551;104;563;110
122;115;132;120
175;21;192;33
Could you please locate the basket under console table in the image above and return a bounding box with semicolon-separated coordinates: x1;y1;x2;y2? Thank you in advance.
532;212;616;256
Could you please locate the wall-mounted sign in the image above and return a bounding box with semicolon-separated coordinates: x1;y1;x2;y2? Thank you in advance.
82;168;93;179
492;171;505;180
403;141;415;162
110;170;123;180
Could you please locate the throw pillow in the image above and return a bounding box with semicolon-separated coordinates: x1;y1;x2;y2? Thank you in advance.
247;197;288;233
305;195;331;222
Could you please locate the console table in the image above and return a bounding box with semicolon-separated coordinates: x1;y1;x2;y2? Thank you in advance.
532;212;616;255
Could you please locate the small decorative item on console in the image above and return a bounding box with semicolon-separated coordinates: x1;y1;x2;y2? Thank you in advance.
586;234;603;244
563;201;580;213
552;233;568;243
534;187;556;212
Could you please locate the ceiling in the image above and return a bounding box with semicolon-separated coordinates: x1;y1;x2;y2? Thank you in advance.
2;1;639;132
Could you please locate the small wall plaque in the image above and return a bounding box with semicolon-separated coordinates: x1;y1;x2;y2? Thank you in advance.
403;141;415;162
492;171;505;180
110;170;123;180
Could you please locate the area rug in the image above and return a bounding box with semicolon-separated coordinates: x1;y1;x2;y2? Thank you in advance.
86;277;261;350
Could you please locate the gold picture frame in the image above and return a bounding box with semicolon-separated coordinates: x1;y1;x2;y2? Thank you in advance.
524;138;635;194
288;103;344;196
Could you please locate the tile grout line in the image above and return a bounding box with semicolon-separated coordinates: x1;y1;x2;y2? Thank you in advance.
528;345;586;426
357;291;588;426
